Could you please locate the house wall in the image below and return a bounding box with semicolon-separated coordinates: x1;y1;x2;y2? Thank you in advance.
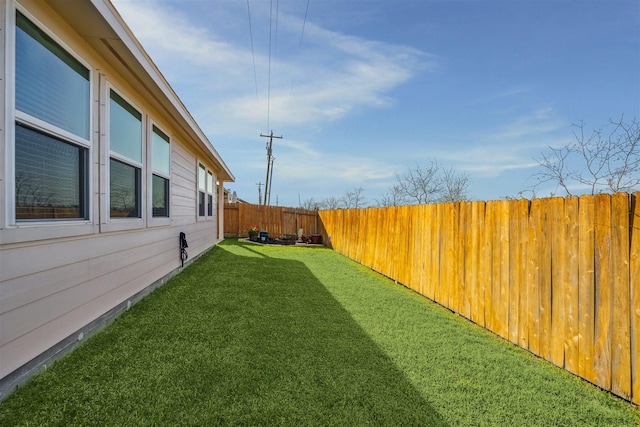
0;0;229;397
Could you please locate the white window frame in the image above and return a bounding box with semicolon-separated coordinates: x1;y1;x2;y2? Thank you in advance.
207;170;215;219
197;163;207;221
1;4;95;244
148;120;171;226
103;83;145;232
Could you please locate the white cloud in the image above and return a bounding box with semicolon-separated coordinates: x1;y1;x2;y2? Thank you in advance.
487;108;566;141
112;0;434;138
427;108;570;178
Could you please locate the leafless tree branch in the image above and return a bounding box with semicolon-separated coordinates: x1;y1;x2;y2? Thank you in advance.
533;116;639;195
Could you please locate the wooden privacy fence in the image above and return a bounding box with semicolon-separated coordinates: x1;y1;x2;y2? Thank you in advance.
318;192;640;405
224;203;319;238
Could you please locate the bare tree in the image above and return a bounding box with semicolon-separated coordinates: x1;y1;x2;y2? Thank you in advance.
301;195;348;210
15;173;54;207
376;184;408;207
305;161;469;209
342;186;366;208
300;197;321;210
438;166;471;202
319;196;342;210
395;161;443;204
533;116;640;195
605;117;640;192
382;161;470;205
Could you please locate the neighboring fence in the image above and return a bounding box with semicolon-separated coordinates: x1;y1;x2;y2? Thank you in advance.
318;192;639;405
224;203;320;238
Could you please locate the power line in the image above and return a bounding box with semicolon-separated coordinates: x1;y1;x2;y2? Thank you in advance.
267;0;273;130
290;0;311;99
299;0;311;48
275;0;279;50
246;0;259;102
267;0;281;131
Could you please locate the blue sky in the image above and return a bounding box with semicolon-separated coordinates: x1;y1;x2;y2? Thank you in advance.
112;0;639;207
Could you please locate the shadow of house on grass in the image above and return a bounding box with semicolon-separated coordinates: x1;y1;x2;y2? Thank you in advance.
182;241;448;425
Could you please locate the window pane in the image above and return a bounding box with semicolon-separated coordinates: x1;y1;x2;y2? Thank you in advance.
16;12;90;139
198;164;206;191
152;125;170;176
207;171;213;193
152;174;169;217
15;124;86;220
208;194;213;216
110;158;140;218
198;192;205;217
110;90;142;163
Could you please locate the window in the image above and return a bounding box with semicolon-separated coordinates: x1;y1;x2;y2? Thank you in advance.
152;175;169;217
15;124;87;220
109;89;142;218
198;164;206;217
151;125;170;217
207;171;214;217
15;12;90;139
14;11;90;221
110;158;140;218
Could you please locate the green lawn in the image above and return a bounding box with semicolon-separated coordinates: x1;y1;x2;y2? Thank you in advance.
1;240;638;426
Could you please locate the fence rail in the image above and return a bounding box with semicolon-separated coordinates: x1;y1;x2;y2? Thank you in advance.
318;193;640;405
224;203;319;238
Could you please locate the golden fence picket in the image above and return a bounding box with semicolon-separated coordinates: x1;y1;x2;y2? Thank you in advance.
594;194;613;391
549;196;565;368
611;192;631;399
630;192;640;405
564;196;580;376
578;194;596;383
526;198;542;357
460;201;473;319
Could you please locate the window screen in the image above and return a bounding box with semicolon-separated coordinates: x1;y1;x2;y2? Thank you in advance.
198;164;206;217
110;158;141;218
109;89;142;219
14;11;90;221
152;125;170;176
110;90;142;163
16;12;90;139
151;126;170;218
207;171;214;216
15;124;86;220
152;174;169;217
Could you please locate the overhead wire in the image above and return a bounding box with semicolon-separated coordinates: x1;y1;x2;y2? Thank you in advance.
246;0;259;103
299;0;311;48
267;0;281;131
290;0;311;98
249;0;307;117
265;0;280;204
275;0;279;49
267;0;273;131
246;0;308;204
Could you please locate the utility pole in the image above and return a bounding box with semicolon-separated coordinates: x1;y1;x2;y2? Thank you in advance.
260;131;282;206
256;182;263;205
268;156;275;206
